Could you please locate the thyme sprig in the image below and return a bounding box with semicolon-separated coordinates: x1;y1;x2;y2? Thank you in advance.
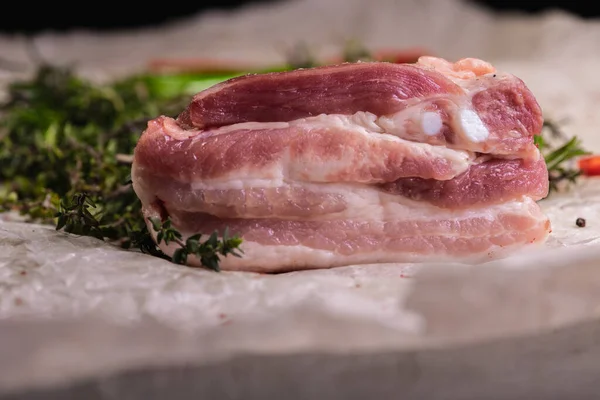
55;193;105;240
535;120;591;193
149;218;243;272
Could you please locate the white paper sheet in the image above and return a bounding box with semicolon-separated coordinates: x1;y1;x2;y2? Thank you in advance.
2;0;600;396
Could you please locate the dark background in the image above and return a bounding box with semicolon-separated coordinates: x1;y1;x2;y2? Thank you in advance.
1;0;597;34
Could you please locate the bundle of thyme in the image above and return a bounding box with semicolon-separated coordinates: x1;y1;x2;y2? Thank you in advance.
0;63;242;271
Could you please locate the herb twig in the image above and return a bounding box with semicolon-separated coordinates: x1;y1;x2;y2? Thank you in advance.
535;120;591;193
55;193;104;240
149;217;243;272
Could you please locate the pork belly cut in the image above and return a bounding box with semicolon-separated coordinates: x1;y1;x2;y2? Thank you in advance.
131;56;551;272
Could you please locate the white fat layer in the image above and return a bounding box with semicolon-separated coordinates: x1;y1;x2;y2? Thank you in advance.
191;177;286;190
458;108;490;142
421;111;443;136
213;120;291;135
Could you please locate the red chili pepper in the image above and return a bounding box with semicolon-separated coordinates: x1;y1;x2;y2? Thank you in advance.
578;155;600;176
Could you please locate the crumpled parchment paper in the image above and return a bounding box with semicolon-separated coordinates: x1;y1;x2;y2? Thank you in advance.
3;0;600;397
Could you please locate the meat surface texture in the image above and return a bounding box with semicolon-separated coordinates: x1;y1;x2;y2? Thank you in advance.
132;56;551;273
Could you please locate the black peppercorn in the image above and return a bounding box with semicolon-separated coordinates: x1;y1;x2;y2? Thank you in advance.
576;218;586;228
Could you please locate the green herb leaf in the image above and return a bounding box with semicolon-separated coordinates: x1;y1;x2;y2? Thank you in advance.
147;217;243;272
